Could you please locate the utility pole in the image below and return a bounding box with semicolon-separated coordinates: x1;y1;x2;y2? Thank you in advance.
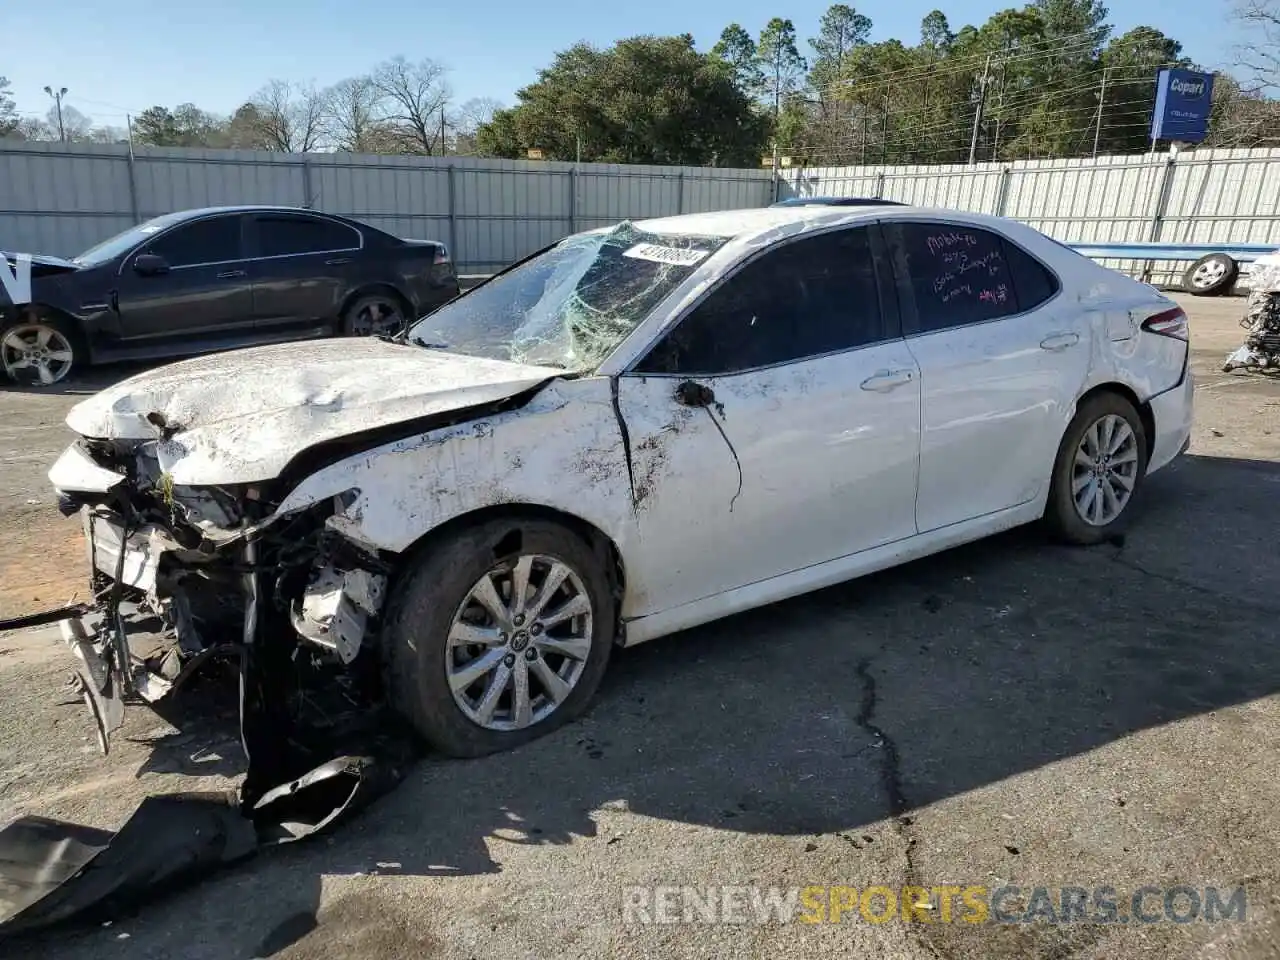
439;105;447;156
968;55;992;165
1092;66;1110;158
44;86;68;142
881;82;890;164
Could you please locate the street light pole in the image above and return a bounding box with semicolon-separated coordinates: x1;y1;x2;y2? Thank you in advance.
43;85;68;142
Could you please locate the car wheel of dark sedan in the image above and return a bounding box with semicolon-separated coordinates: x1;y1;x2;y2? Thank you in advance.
0;312;82;387
342;294;406;337
381;518;615;758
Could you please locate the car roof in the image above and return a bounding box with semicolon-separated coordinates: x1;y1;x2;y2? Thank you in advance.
157;205;354;221
631;204;999;242
771;196;906;207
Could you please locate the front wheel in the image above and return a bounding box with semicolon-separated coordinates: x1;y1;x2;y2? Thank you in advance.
381;518;616;757
1044;393;1149;545
0;312;82;386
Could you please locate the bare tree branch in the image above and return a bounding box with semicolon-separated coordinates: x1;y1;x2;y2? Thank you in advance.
1232;0;1280;92
325;75;391;152
372;57;452;154
248;80;331;152
455;96;503;135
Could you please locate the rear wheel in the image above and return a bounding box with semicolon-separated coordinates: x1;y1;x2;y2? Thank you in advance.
0;312;82;386
381;518;615;757
1044;393;1149;545
341;293;407;337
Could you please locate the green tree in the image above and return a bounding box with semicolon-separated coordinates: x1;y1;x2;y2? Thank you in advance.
1097;27;1188;152
473;35;768;166
810;4;872;89
712;24;764;97
920;10;954;52
0;76;16;137
758;18;807;128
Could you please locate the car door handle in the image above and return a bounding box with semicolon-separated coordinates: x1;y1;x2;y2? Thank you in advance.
324;257;352;265
216;269;247;279
859;369;915;392
1040;332;1080;351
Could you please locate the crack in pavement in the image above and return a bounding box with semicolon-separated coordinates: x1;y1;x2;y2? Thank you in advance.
855;657;952;959
1107;547;1280;615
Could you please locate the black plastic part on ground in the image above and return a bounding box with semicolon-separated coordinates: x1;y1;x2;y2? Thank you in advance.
0;562;421;941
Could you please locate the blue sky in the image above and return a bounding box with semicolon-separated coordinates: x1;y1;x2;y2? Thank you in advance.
5;0;1249;128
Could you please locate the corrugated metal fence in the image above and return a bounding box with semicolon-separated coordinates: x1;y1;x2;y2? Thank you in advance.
782;148;1280;285
3;140;1279;283
0;141;773;273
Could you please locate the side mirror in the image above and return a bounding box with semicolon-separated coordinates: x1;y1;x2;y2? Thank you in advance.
132;253;170;276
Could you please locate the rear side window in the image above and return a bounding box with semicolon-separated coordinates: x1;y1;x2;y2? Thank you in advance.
145;216;242;267
885;222;1059;334
635;226;885;376
256;216;360;257
1004;240;1060;308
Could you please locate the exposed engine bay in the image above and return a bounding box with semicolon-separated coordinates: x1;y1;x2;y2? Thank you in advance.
56;433;397;758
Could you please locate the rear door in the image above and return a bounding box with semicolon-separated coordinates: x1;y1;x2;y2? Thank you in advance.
114;213;255;342
245;213;363;330
884;218;1089;533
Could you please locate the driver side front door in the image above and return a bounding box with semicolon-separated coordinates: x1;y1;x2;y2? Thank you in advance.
612;224;922;621
114;213;256;344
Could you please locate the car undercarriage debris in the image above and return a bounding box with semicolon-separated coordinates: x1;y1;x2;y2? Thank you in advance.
1;444;422;940
1224;259;1280;372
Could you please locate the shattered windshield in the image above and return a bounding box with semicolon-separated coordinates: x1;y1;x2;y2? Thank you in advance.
72;212;189;267
406;221;732;371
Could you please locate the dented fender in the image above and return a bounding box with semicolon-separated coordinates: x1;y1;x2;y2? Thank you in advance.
260;377;639;558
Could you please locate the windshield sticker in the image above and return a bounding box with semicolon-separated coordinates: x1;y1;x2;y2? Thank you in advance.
622;243;710;267
0;253;32;304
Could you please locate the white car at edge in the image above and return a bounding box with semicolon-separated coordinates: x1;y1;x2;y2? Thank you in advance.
48;204;1195;758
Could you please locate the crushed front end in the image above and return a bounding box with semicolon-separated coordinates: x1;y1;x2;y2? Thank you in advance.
47;435;400;803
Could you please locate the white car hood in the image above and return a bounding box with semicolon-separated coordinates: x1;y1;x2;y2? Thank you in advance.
65;338;563;485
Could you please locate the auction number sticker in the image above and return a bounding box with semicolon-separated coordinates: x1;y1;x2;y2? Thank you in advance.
622;243;710;266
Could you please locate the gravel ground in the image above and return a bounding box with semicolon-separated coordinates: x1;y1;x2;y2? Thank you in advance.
0;295;1278;959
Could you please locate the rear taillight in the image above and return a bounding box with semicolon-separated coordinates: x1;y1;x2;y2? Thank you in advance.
1140;307;1189;341
433;245;451;265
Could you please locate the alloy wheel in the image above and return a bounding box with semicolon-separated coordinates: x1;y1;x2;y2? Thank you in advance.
1191;260;1227;288
1072;413;1140;526
1;323;75;385
351;300;404;336
446;554;594;732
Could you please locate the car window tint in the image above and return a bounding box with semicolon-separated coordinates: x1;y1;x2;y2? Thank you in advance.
145;216;242;268
635;227;884;376
1004;239;1060;309
888;222;1025;332
257;217;359;257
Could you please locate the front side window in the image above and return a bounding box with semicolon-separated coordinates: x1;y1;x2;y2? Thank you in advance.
635;226;885;376
256;216;360;257
144;216;243;268
885;221;1060;334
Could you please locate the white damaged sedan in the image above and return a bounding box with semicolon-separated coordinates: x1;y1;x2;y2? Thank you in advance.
47;205;1194;757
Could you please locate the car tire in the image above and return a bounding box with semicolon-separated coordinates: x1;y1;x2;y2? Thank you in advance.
0;310;83;387
381;517;616;758
341;292;408;337
1044;392;1149;546
1182;253;1237;296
